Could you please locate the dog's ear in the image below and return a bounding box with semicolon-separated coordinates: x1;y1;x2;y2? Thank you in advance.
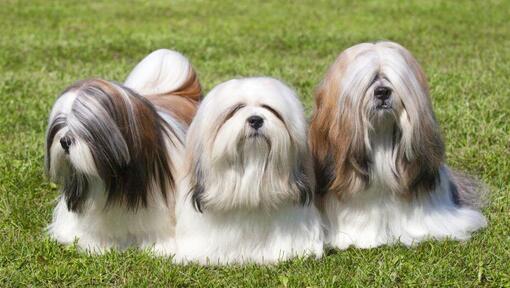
396;107;444;196
291;156;315;206
309;61;340;197
189;158;206;212
393;45;445;196
62;167;90;213
327;103;370;199
45;115;67;175
313;154;335;196
309;53;369;199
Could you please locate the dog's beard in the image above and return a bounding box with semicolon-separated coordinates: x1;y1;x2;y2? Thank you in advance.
58;161;90;213
48;130;98;212
195;119;300;212
241;131;271;162
364;80;404;151
361;80;432;196
237;132;272;195
366;109;402;194
351;65;441;197
368;102;399;130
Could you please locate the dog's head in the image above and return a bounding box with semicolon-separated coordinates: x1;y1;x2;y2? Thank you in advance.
45;79;175;212
186;77;314;212
310;41;444;198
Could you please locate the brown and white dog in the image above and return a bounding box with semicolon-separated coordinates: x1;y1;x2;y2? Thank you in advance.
309;41;487;249
45;49;201;254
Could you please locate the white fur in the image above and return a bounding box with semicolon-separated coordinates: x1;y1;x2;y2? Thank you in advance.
175;181;323;264
186;78;311;211
48;90;77;120
124;49;193;96
175;77;323;264
324;167;487;249
47;180;177;255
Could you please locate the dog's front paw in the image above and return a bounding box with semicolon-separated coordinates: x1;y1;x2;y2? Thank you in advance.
142;238;176;257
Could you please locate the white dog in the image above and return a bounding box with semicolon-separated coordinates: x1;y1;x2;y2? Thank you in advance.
175;77;323;264
45;49;201;254
309;41;487;249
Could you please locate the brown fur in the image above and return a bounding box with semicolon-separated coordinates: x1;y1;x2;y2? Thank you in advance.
147;95;199;126
146;69;202;125
167;69;202;101
309;49;370;200
309;42;446;201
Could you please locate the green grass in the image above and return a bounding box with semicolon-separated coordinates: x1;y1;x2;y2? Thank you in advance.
1;0;509;286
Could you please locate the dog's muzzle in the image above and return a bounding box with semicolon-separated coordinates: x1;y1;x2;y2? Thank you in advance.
374;86;392;110
247;115;264;130
60;135;73;154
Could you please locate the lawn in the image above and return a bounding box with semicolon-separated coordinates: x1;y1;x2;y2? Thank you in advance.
0;0;509;286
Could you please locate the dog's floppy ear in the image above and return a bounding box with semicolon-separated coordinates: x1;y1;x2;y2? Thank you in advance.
395;100;444;196
312;154;336;197
189;158;206;212
62;166;90;212
291;155;315;206
309;79;337;197
391;43;445;196
309;53;369;199
45;114;67;175
396;109;444;196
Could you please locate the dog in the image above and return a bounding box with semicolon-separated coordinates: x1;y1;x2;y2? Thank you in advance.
309;41;487;249
175;77;323;264
45;49;201;254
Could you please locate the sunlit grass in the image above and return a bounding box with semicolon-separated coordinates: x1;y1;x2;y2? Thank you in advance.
0;0;508;286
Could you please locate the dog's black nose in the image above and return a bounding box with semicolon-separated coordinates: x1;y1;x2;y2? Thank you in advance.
247;115;264;129
374;86;391;101
60;136;72;153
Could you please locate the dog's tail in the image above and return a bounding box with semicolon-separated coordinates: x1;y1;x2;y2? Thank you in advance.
124;49;202;101
449;168;489;209
124;49;202;125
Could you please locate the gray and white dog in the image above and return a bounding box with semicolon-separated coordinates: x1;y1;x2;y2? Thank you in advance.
45;49;201;254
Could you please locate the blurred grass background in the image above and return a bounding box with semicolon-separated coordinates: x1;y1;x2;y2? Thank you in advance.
0;0;508;286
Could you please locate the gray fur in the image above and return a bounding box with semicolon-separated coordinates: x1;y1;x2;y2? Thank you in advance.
450;169;489;209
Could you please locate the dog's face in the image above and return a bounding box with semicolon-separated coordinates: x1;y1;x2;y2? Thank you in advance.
45;79;174;212
187;77;313;212
208;81;296;163
337;42;433;129
310;41;444;198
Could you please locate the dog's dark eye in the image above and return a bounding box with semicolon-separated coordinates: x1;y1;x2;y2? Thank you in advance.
261;105;284;123
224;104;245;121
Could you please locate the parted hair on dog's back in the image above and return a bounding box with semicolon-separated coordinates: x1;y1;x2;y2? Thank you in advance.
46;79;177;211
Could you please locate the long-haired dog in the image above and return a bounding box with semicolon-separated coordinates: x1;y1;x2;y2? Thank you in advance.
45;49;201;254
175;77;323;264
309;41;487;249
